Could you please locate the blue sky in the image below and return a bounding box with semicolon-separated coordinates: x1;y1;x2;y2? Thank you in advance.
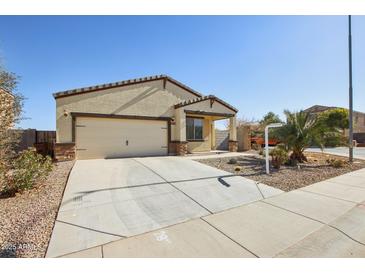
0;16;364;130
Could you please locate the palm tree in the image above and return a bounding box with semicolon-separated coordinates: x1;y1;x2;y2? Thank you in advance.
275;110;342;163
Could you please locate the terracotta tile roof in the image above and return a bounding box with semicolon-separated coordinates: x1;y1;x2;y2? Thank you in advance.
174;95;238;113
303;105;335;113
53;74;203;99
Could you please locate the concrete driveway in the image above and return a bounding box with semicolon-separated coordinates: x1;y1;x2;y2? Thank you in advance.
57;167;365;258
47;156;282;257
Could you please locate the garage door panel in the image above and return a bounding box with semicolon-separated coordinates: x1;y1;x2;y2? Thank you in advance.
76;117;168;159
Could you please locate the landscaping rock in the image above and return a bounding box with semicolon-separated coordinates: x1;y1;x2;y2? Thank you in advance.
0;161;74;258
196;152;365;192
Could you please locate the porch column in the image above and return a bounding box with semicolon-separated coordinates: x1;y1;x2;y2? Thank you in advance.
228;115;238;152
174;108;188;156
211;119;216;150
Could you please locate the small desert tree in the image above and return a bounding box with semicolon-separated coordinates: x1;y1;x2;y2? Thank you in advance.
0;67;24;169
1;66;53;197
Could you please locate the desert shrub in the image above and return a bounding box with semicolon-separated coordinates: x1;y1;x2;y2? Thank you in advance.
270;147;289;169
228;158;237;164
326;158;346;168
1;149;53;196
251;143;261;151
251;142;265;156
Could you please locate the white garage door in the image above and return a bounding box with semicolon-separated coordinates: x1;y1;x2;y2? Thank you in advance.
75;117;168;160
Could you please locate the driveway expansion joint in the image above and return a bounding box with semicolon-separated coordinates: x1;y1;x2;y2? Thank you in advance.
299;189;360;204
254;182;265;199
328;181;365;190
200;217;259;258
132;158;214;214
56;220;127;238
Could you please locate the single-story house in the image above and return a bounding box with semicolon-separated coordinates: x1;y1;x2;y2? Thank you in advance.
53;75;238;160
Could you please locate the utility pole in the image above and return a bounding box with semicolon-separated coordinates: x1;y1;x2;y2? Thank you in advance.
348;15;354;162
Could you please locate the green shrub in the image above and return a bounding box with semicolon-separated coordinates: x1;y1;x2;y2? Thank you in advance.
323;134;347;147
269;147;289;169
228;158;237;164
1;149;53;196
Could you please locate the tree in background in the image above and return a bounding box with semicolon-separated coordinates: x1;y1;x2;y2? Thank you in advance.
253;111;283;138
0;66;24;169
318;108;349;133
259;111;282;128
316;108;349;147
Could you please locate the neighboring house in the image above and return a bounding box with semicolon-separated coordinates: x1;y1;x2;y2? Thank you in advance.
53;75;238;160
304;105;365;134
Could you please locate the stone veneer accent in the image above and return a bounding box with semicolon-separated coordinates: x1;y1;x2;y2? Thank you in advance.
54;143;75;161
228;140;238;152
169;141;188;156
176;142;188;156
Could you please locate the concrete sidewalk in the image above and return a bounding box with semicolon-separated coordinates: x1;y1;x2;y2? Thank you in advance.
306;147;365;160
59;167;365;258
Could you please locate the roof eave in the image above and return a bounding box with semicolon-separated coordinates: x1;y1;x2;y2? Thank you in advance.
53;75;203;99
174;95;238;113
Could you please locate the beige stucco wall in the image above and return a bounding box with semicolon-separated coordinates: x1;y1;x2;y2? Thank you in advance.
174;107;186;142
56;79;198;143
237;125;251;151
187;118;212;153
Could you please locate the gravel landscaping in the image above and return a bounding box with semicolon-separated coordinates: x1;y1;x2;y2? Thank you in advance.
196;152;365;192
0;161;74;258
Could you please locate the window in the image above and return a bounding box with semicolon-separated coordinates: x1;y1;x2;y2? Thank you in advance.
186;117;203;140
